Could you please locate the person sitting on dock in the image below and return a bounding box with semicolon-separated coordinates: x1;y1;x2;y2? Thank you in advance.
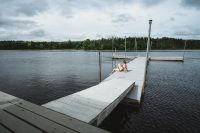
111;60;128;73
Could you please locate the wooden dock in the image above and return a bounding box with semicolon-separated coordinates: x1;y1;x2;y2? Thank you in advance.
104;57;147;104
150;56;184;61
43;78;134;126
112;54;136;59
0;91;110;133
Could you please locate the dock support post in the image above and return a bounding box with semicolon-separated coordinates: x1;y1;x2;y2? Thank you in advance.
134;37;138;56
99;50;102;82
146;20;152;65
112;37;114;57
183;40;187;61
125;36;127;58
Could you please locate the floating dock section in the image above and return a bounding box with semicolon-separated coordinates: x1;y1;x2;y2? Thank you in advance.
150;56;184;61
43;78;134;126
104;57;147;104
0;91;109;133
112;54;135;59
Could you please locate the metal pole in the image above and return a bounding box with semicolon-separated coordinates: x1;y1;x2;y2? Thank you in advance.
149;41;152;57
135;37;137;56
146;20;152;64
125;36;127;58
98;50;101;82
183;40;187;61
112;37;114;57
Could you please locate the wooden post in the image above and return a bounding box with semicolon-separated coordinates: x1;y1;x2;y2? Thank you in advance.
146;20;152;64
99;50;102;82
112;37;114;57
183;40;187;61
134;37;138;56
125;36;127;58
149;41;152;58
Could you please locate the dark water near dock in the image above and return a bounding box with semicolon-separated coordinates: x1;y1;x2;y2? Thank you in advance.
0;50;200;133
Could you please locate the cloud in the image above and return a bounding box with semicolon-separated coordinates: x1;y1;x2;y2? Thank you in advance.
0;0;48;17
0;0;200;40
174;25;200;39
16;1;48;16
0;29;46;40
169;17;175;21
30;29;46;37
180;0;200;10
140;0;165;7
0;18;36;29
112;14;135;25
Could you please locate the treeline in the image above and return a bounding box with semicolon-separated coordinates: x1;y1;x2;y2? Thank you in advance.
0;37;199;50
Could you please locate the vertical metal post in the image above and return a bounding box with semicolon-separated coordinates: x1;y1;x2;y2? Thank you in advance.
98;50;101;82
125;36;127;58
135;37;138;56
146;20;152;64
111;37;114;70
112;37;114;57
183;40;187;61
149;41;152;57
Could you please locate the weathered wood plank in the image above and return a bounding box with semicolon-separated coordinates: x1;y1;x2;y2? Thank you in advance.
150;56;183;61
0;124;13;133
112;54;136;59
13;100;109;133
4;105;76;133
0;91;18;105
0;110;43;133
43;78;134;126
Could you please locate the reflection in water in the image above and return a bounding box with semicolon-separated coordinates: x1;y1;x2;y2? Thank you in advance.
0;50;200;133
101;58;200;133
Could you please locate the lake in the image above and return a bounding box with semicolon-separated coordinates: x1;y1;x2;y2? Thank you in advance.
0;50;200;133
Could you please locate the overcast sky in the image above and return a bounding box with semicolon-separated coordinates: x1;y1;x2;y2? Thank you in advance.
0;0;200;41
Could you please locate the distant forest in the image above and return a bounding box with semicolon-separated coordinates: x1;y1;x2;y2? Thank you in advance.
0;37;199;50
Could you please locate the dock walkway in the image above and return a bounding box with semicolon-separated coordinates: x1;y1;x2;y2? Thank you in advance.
43;78;134;126
43;57;147;126
104;57;147;104
150;56;183;61
0;91;109;133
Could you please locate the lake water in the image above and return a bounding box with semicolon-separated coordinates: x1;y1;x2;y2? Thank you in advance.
0;50;200;133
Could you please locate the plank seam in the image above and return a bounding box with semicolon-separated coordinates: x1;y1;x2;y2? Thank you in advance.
0;123;15;133
3;108;49;133
11;102;81;133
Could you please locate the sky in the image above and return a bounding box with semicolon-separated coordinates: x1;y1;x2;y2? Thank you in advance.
0;0;200;41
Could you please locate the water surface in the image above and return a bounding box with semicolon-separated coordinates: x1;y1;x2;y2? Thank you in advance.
0;50;200;133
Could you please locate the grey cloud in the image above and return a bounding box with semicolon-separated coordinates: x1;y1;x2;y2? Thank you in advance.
51;0;165;17
181;0;200;10
0;29;46;40
112;14;135;24
30;29;46;37
174;26;200;38
169;17;175;21
0;18;36;29
0;0;48;17
16;1;48;16
175;13;187;16
139;0;165;7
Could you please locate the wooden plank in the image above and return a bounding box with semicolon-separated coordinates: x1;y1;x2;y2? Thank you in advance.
0;124;13;133
0;110;43;133
150;56;183;61
112;54;135;59
0;91;109;133
4;105;76;133
104;57;147;104
43;78;134;126
0;92;17;102
13;100;109;133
